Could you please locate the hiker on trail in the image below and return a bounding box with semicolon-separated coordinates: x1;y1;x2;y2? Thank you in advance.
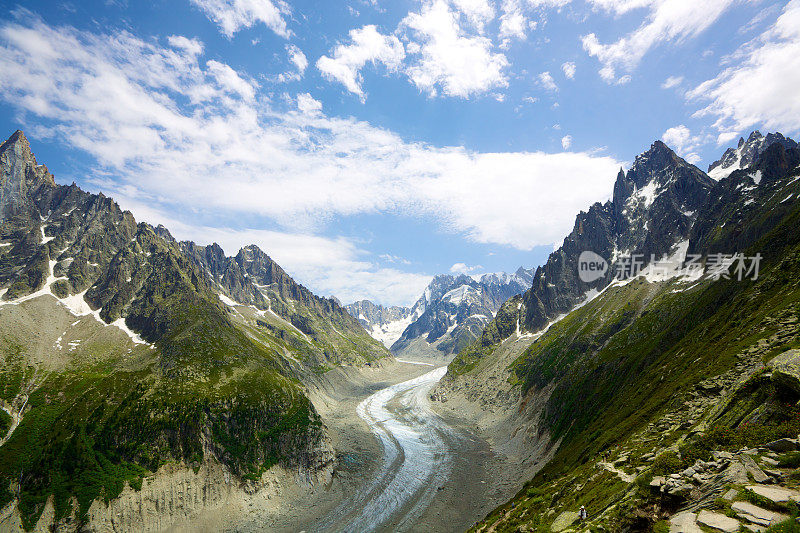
579;506;587;521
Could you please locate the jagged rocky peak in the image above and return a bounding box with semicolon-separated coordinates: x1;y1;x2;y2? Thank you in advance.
501;139;714;337
613;140;710;212
0;130;57;220
708;130;798;180
154;224;175;242
479;267;535;288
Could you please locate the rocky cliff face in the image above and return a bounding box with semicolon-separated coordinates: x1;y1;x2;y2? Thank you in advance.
463;141;715;353
181;241;387;366
0;130;376;531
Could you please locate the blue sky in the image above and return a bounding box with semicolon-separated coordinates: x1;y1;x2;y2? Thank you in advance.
0;0;798;306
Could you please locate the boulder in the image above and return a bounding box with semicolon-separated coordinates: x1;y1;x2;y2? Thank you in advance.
696;510;740;532
551;511;579;532
769;349;800;393
650;476;666;488
713;451;734;461
765;438;799;453
731;501;789;526
722;460;749;484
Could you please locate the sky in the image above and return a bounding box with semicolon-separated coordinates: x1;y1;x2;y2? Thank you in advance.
0;0;798;306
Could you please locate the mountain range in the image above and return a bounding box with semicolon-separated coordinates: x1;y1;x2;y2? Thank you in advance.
3;125;800;532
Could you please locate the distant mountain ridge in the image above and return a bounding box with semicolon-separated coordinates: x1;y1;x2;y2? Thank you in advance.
347;267;534;359
344;300;413;348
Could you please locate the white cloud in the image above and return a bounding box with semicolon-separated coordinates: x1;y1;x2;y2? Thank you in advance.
449;262;483;274
0;16;623;300
189;0;290;38
587;0;653;15
167;35;204;57
316;25;405;98
582;0;736;84
561;61;576;79
537;71;558;91
379;253;412;265
296;92;322;114
401;0;509;98
451;0;496;30
661;124;701;163
499;0;527;47
277;43;308;82
561;134;572;150
661;75;683;89
688;0;800;137
287;43;307;73
206;59;257;100
528;0;572;8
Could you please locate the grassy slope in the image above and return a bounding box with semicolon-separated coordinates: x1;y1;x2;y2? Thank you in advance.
0;235;330;530
0;305;322;530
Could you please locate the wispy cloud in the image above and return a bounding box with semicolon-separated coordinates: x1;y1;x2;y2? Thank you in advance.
450;262;482;274
661;124;703;163
661;75;683;89
537;71;558;91
582;0;736;84
688;0;800;140
189;0;291;38
316;25;405;98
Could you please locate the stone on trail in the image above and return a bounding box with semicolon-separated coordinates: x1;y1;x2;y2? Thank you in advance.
669;511;703;533
769;349;800;394
550;511;579;532
746;484;800;504
740;455;770;483
696;510;741;532
731;500;789;526
722;488;739;501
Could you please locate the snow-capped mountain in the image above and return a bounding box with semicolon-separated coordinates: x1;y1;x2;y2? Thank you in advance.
346;267;534;360
707;131;797;180
344;300;413;348
391;267;533;359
